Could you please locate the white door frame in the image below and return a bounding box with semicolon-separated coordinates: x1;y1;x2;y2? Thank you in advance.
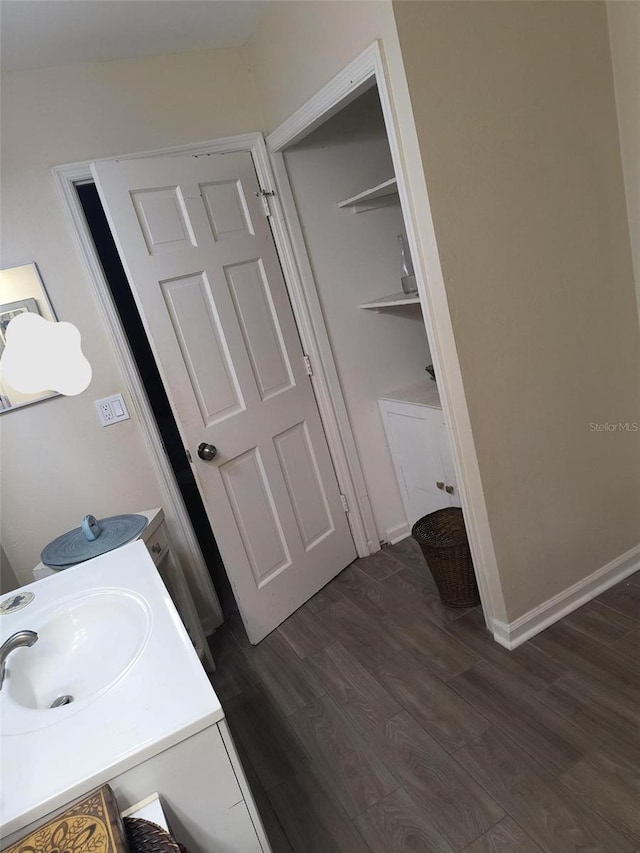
265;42;504;630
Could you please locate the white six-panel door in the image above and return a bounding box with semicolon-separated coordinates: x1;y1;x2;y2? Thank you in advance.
92;151;356;642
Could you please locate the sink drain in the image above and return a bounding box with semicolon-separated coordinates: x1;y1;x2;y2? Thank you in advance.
50;695;74;708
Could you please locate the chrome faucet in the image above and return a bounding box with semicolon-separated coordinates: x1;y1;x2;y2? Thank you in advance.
0;630;38;690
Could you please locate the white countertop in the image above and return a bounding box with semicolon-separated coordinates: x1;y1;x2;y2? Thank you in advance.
380;378;442;409
0;541;223;837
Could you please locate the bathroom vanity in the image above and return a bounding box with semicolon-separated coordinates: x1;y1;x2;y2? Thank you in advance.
0;541;271;852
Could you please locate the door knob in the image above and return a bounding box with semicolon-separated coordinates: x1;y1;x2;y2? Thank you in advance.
445;485;454;494
436;481;445;490
197;442;218;461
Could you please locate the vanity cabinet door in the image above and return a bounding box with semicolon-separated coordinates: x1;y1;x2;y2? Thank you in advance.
109;723;268;853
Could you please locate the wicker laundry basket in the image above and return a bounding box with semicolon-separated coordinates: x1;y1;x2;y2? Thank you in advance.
124;817;189;853
411;508;480;608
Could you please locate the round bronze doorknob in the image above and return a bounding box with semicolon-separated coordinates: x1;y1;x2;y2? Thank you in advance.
197;442;218;461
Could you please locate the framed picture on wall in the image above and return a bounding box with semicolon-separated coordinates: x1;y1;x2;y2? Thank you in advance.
0;298;40;353
0;263;58;412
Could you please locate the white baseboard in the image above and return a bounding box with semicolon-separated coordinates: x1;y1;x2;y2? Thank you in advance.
492;543;640;650
386;521;411;546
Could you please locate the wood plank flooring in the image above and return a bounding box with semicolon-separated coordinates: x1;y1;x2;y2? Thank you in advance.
210;542;640;853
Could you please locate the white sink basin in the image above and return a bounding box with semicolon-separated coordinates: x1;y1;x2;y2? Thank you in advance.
1;541;223;840
7;590;151;714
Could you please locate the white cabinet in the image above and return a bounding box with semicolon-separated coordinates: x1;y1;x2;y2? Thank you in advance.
379;380;460;530
1;721;271;853
3;542;269;853
109;720;271;853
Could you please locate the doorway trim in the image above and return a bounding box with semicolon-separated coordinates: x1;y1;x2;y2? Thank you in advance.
265;41;505;630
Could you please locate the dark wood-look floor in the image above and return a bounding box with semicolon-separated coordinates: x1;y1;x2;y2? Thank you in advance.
209;540;640;853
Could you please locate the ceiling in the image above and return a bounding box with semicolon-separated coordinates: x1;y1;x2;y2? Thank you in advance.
0;0;271;72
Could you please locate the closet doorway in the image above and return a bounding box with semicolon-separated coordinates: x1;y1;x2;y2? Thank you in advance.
276;85;460;550
265;44;497;630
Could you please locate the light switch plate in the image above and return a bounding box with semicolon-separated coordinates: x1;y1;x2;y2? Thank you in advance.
95;393;130;426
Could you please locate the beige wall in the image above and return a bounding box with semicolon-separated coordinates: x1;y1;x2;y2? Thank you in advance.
607;1;640;322
394;0;640;619
247;1;397;133
0;544;19;595
1;49;262;584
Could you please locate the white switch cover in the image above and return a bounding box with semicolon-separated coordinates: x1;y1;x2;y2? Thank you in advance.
95;393;130;426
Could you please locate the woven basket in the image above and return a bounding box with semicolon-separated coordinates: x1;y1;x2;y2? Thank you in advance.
411;508;480;608
123;817;186;853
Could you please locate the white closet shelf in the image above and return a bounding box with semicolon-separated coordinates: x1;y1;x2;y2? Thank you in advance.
338;177;398;212
359;291;421;310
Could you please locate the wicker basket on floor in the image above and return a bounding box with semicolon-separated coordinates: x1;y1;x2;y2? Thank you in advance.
123;817;187;853
411;508;480;608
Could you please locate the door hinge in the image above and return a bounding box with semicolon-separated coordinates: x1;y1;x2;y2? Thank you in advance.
340;493;350;514
303;354;313;376
255;188;276;217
